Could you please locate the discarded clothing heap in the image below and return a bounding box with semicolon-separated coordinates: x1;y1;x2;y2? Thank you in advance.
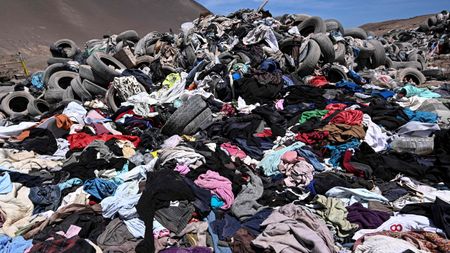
0;7;450;253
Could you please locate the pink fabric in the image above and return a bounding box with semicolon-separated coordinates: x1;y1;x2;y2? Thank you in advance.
330;110;363;125
194;170;234;209
278;154;314;188
220;143;247;159
56;225;82;238
174;164;190;175
275;99;284;111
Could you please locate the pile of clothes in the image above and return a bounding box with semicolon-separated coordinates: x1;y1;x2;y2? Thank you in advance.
0;8;449;253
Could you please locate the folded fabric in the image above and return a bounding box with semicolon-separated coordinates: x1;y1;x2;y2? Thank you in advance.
330;110;363;125
401;84;441;98
299;110;329;124
346;202;391;229
321;124;365;143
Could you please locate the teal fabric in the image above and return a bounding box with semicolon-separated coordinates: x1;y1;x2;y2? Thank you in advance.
401;84;441;98
259;142;305;176
211;195;225;209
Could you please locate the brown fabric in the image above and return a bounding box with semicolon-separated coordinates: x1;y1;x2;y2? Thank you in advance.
97;218;136;249
232;228;257;253
367;201;394;214
321;124;365;143
55;114;74;130
23;204;102;239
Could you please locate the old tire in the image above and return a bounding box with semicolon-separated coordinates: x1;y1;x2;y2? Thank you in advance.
311;33;335;63
47;57;71;65
83;79;107;96
367;40;386;68
0;91;35;117
344;28;368;40
135;55;155;68
47;71;79;92
326;65;347;83
53;39;78;58
182;108;213;135
296;39;321;77
356;41;375;59
161;95;207;135
334;42;346;65
116;30;140;43
79;65;109;87
397;68;426;85
325;19;344;34
297;16;326;36
70;77;93;102
87;52;126;82
43;63;73;87
27;99;50;116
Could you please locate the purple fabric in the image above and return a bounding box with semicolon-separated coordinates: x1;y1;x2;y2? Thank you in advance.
160;247;212;253
346;202;391;229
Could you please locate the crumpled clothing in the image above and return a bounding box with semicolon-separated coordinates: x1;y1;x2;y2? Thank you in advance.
0;235;33;253
403;108;438;123
55;114;74;130
220;143;247;160
231;169;266;221
401;84;441;98
278;151;314;188
325;139;361;167
299;110;329;124
321;124;365;143
0;172;13;194
354;235;424;253
330;110;363;125
0;149;62;173
63;101;88;125
101;180;141;220
253;203;335;253
159;146;205;168
363;114;388;152
353;214;443;240
323;103;347;118
336;80;363;92
314;195;359;238
67;133;141;150
307;75;329;88
346;202;391;229
29;185;61;214
295;131;329;145
194;170;234;209
83;178;119;200
326;186;389;204
259;142;305;176
0;183;34;237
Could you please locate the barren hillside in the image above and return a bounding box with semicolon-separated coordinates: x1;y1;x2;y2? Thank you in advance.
0;0;209;70
360;14;431;36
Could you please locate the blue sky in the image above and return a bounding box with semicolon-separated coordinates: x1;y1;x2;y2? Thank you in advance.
196;0;448;27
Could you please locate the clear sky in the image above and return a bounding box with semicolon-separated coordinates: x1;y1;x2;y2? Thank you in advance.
196;0;449;28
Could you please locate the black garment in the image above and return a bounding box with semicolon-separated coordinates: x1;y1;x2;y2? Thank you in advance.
33;212;106;243
400;198;450;237
29;185;61;214
313;171;374;195
376;181;408;202
29;235;96;253
353;142;440;183
358;98;409;130
9;128;57;155
155;200;195;234
62;148;127;180
0;170;46;187
433;129;450;186
234;77;282;104
283;85;326;108
136;169;195;253
138;128;167;151
182;177;212;214
252;105;287;137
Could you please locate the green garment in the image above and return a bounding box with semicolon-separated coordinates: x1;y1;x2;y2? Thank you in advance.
162;73;181;89
314;195;358;238
401;84;441;98
299;110;329;124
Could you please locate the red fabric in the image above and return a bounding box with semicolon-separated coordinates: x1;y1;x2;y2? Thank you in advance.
342;150;365;177
295;131;329;145
255;129;273;137
323;103;347;119
67;132;141;150
330;110;363;125
221;103;236;117
308;76;329;88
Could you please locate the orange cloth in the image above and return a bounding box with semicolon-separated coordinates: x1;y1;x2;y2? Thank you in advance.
55;114;74;130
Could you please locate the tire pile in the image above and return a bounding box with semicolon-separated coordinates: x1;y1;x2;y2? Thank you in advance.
0;8;449;253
